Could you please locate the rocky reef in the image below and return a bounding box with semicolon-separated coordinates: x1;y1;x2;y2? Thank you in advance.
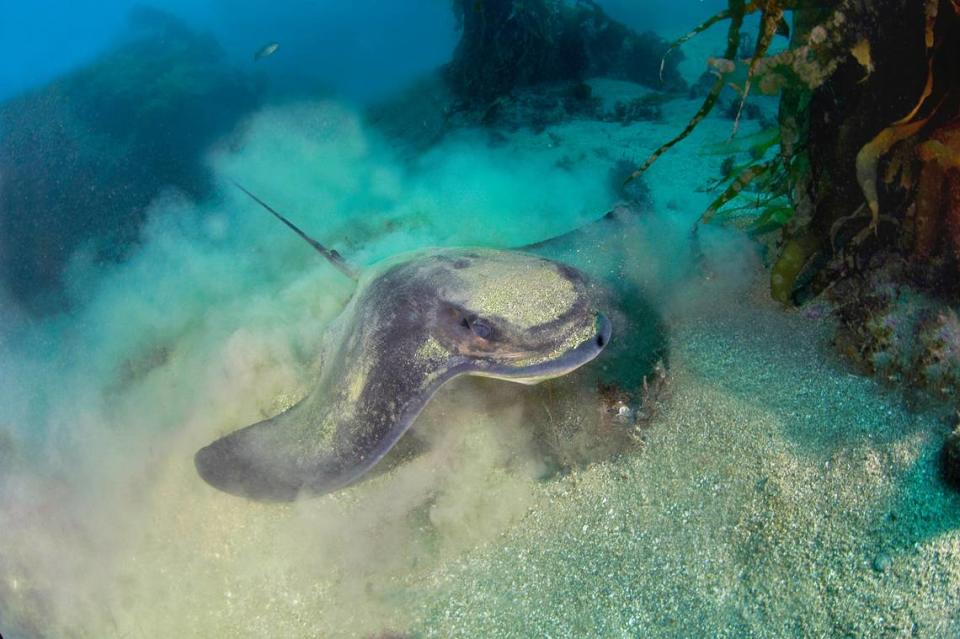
828;257;960;400
779;0;960;305
368;0;686;157
782;1;960;411
445;0;686;106
0;8;261;312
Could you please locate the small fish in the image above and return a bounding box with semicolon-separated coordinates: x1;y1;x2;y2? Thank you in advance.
254;42;280;61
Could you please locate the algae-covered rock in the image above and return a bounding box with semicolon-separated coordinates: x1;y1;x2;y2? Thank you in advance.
782;0;960;303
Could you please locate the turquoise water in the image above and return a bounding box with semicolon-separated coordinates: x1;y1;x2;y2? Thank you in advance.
2;2;959;638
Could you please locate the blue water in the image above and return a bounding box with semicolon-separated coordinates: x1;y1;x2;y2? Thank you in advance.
0;0;724;103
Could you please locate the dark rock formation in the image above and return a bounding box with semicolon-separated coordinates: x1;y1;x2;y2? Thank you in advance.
784;0;960;302
445;0;685;105
0;8;261;312
942;422;960;490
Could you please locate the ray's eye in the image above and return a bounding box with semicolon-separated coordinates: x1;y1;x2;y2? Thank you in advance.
470;319;492;339
460;315;493;339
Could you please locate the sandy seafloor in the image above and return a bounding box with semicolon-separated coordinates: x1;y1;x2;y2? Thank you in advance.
3;34;960;639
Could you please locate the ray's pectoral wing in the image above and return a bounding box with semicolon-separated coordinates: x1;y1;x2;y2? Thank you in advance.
194;357;457;502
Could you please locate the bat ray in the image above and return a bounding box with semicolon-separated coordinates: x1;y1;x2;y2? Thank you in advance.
195;184;614;501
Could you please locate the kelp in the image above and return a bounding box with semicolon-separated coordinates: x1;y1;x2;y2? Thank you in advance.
911;122;960;259
845;0;960;267
855;60;938;229
623;0;749;185
700;127;809;237
700;158;793;233
730;1;785;136
627;0;840;186
699;94;802;236
633;0;960;306
770;232;820;303
702;161;777;224
700;124;780;157
658;8;735;83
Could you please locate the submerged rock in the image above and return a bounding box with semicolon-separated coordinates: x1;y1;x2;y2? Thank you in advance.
609;159;652;209
0;8;261;312
826;258;960;400
941;423;960;490
445;0;685;105
872;552;892;573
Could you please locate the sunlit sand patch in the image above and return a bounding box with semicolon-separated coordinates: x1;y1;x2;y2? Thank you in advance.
401;285;960;638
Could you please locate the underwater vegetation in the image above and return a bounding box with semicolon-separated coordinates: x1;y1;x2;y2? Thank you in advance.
628;0;960;487
627;0;959;295
626;1;960;398
0;7;261;312
789;0;960;302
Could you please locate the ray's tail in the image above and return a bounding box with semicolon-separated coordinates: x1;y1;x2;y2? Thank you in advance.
230;179;358;281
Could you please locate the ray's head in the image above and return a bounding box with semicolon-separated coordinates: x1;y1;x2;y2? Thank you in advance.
403;249;611;383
